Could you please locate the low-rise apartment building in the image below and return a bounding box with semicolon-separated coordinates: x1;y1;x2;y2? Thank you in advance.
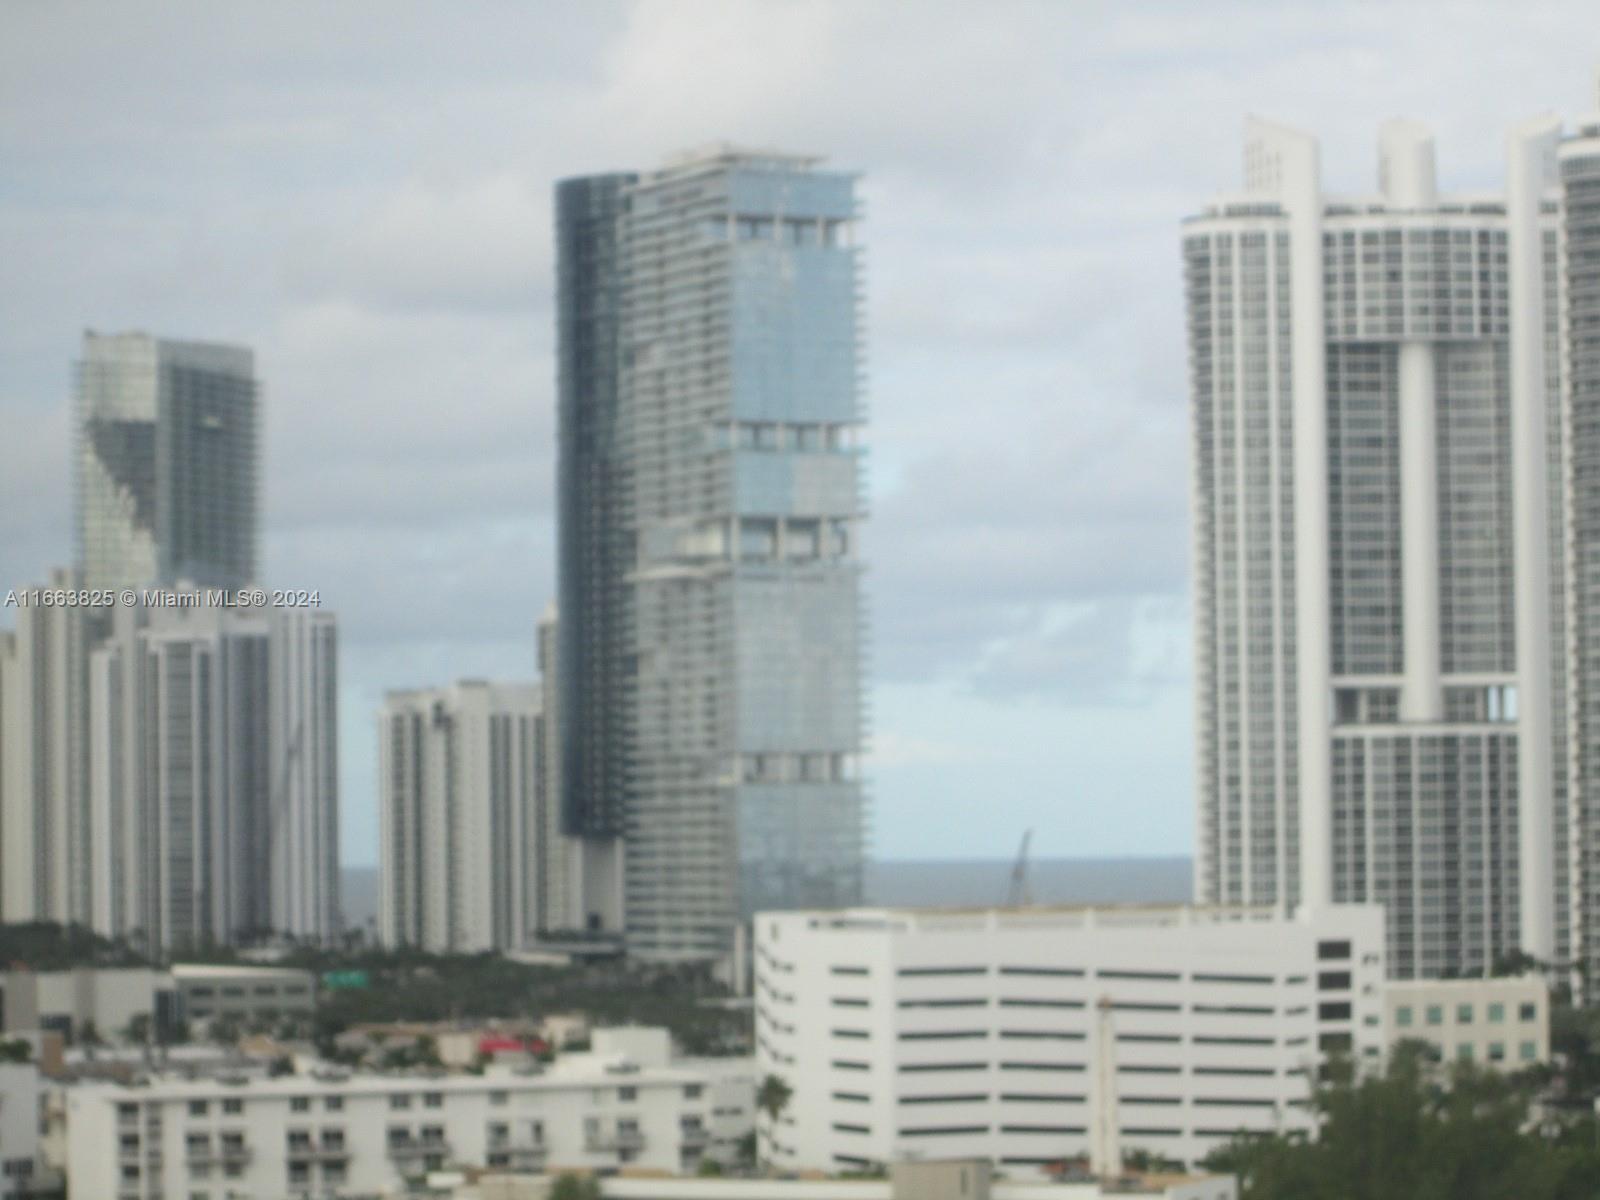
1381;975;1549;1069
0;1063;60;1198
0;964;314;1045
63;1028;751;1200
755;904;1386;1176
171;964;316;1030
0;968;177;1043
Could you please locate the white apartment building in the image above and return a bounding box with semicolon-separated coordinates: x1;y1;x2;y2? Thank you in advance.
0;1064;50;1198
754;904;1385;1177
171;964;317;1030
0;567;94;927
1185;89;1600;993
378;680;541;952
89;597;340;950
1381;975;1550;1070
0;964;315;1044
64;1029;751;1200
0;967;177;1043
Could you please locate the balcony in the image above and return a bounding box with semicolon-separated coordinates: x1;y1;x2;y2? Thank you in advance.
680;1125;710;1149
387;1136;451;1160
287;1143;350;1164
186;1144;252;1167
585;1129;646;1153
488;1133;548;1166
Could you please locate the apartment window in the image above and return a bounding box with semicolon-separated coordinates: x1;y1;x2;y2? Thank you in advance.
1488;1004;1505;1024
1457;1044;1474;1063
325;1096;343;1112
1318;940;1352;961
1318;1002;1352;1021
423;1092;443;1108
1520;1041;1537;1062
221;1099;243;1115
1519;1002;1537;1022
1426;1006;1444;1027
1396;1006;1413;1028
1318;971;1352;991
489;1090;508;1107
1456;1004;1474;1025
188;1100;208;1116
684;1085;703;1099
390;1095;412;1110
290;1097;311;1113
618;1087;637;1102
1488;1043;1506;1062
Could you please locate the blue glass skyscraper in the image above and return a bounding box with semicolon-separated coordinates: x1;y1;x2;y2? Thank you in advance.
555;146;866;959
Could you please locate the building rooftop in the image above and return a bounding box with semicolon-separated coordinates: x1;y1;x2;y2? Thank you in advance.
169;963;314;981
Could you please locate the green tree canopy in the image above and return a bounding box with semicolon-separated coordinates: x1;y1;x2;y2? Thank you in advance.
548;1173;602;1200
1204;1043;1600;1200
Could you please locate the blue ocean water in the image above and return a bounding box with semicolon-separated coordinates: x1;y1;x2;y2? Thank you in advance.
338;856;1194;929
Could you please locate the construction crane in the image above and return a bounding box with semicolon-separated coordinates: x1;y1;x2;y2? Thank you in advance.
1005;829;1034;907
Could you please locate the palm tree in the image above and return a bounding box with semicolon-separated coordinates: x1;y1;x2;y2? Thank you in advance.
757;1073;793;1123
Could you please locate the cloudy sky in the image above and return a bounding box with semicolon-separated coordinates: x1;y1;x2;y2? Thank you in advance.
2;2;1594;867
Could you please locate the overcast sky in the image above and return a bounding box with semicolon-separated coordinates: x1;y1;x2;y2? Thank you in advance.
2;2;1595;867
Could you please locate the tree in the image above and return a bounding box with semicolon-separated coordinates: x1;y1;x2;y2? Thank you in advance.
756;1073;792;1122
696;1157;725;1177
0;1038;32;1063
549;1173;602;1200
1202;1042;1600;1199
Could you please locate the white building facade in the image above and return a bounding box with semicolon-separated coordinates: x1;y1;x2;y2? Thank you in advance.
63;1030;749;1200
378;681;541;952
89;598;339;950
0;568;94;926
754;904;1385;1177
1184;117;1573;981
1186;92;1600;992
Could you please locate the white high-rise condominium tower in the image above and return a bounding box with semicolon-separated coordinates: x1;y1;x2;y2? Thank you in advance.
0;567;93;924
378;681;541;952
555;147;867;962
89;598;339;950
1185;118;1570;980
1187;89;1600;989
1558;99;1600;992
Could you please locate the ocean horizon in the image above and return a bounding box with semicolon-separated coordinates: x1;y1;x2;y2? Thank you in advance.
336;855;1194;930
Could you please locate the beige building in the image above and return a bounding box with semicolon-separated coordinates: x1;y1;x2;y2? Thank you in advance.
1382;975;1549;1069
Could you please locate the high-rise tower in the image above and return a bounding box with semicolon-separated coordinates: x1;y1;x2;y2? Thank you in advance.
1184;119;1566;979
75;331;258;591
555;146;868;960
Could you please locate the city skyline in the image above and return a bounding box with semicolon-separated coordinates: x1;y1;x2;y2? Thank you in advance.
4;4;1598;869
